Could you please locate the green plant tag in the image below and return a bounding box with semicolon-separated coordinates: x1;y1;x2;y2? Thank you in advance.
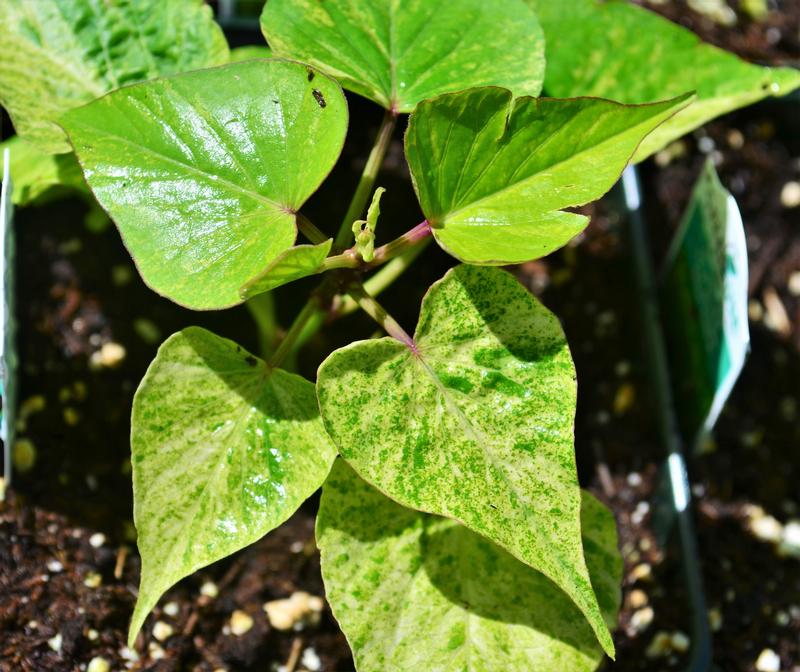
528;0;800;162
0;0;229;154
240;239;334;299
318;461;622;671
261;0;545;111
661;160;750;446
129;327;337;644
406;88;691;264
62;60;348;310
0;136;85;206
317;265;614;656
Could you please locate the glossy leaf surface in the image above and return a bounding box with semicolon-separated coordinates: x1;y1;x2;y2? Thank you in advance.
261;0;545;112
406;88;691;264
130;327;337;644
240;239;333;299
317;265;613;655
318;461;622;671
62;60;348;309
528;0;800;161
0;0;228;153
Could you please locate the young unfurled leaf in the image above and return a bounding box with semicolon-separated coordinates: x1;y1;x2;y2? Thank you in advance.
528;0;800;162
406;88;691;265
0;0;229;154
318;461;622;671
240;240;333;300
62;60;348;309
261;0;545;112
316;265;614;656
352;186;385;262
129;327;337;645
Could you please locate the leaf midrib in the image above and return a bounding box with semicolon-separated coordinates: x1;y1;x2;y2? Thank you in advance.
436;102;682;225
70;117;287;210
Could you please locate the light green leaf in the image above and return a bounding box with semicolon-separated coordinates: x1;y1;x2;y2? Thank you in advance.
318;461;622;671
0;0;229;153
130;326;337;645
316;265;614;656
528;0;800;162
239;239;333;299
0;136;85;206
229;45;273;62
261;0;545;112
62;60;348;310
406;88;691;264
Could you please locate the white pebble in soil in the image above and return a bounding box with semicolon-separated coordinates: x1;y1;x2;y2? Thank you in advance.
780;181;800;209
89;533;106;548
750;514;784;544
301;647;322;672
200;581;219;598
86;657;111;672
163;601;180;618
152;621;174;642
229;610;254;636
755;648;781;672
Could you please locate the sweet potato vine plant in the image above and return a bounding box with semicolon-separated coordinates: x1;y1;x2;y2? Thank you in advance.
2;0;798;668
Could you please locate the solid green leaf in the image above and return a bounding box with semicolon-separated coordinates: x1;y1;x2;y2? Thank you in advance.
130;326;337;644
0;0;229;153
239;239;333;299
229;45;273;62
261;0;545;112
318;461;622;671
406;88;692;264
62;60;348;310
528;0;800;162
316;265;614;656
0;136;85;206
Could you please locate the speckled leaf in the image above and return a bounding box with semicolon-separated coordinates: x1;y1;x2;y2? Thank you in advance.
62;60;348;309
229;45;273;62
406;88;691;264
0;0;228;153
239;239;333;299
318;461;622;671
0;136;85;206
528;0;800;162
261;0;545;112
130;327;337;644
316;265;613;656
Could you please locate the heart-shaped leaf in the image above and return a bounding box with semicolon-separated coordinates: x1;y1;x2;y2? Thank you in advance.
62;60;348;309
318;461;622;671
316;265;613;656
130;327;337;644
0;0;229;153
240;239;333;299
261;0;545;112
406;88;691;264
528;0;800;162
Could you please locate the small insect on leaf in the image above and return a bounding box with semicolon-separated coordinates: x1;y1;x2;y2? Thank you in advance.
312;89;326;108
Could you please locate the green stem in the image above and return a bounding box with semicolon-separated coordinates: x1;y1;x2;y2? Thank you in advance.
245;292;278;360
337;237;432;316
297;212;329;245
333;109;397;251
321;220;431;272
268;297;323;369
345;283;416;350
